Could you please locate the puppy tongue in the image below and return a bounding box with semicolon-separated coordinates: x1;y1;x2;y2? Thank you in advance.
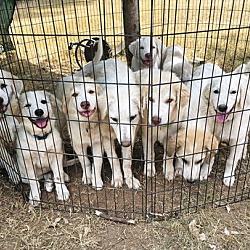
80;109;96;118
143;59;151;66
216;112;228;123
35;118;47;128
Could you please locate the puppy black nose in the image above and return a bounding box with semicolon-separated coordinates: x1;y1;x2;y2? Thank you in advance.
218;104;227;112
81;101;90;109
145;53;151;59
34;109;44;117
152;116;161;126
0;97;3;105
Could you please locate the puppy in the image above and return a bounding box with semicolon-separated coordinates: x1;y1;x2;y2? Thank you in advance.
61;75;123;190
162;45;193;82
169;127;218;182
189;63;250;186
134;69;189;180
84;58;141;189
0;69;23;183
129;37;165;71
15;90;70;206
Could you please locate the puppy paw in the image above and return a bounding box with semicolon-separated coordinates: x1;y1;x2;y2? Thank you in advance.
143;163;156;177
57;185;70;201
82;174;92;185
165;169;174;181
92;177;103;191
29;194;41;207
125;176;141;189
223;175;235;187
111;174;123;188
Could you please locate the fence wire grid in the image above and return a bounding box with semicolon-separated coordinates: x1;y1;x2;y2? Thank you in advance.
0;0;250;220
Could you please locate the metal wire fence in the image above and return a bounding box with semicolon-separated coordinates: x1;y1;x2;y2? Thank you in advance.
0;0;249;220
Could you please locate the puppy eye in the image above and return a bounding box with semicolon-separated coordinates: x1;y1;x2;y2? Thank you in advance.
88;90;95;94
149;97;153;102
24;103;31;108
111;117;118;123
41;100;47;104
140;46;144;50
195;159;203;164
1;83;7;89
230;90;236;94
72;93;78;97
165;98;173;104
213;90;219;94
130;115;137;122
152;46;155;49
182;158;188;164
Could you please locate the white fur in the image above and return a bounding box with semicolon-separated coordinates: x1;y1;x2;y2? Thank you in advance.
129;37;165;71
134;69;189;180
188;63;250;186
61;76;123;190
162;45;193;82
83;58;141;189
15;91;70;206
0;70;23;183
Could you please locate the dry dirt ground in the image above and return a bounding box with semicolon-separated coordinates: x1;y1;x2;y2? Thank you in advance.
0;173;250;250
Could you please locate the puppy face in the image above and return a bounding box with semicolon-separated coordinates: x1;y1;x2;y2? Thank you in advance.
129;37;162;67
63;77;107;121
108;86;140;147
0;70;23;114
142;70;189;125
174;129;218;182
19;91;55;135
204;74;242;123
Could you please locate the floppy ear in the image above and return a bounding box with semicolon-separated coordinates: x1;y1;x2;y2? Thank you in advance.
179;84;190;108
202;83;211;105
12;78;24;99
95;83;107;120
167;131;184;157
204;133;219;163
128;40;139;56
154;38;164;53
239;75;250;109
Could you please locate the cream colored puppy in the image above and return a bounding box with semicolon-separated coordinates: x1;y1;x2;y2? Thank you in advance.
135;69;189;180
15;90;70;206
62;76;123;190
169;127;218;182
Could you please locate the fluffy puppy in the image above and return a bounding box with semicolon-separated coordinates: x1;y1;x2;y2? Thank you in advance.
83;58;141;189
134;69;189;180
162;45;193;82
129;37;165;71
169;127;218;182
189;63;250;186
62;76;123;190
0;69;23;183
15;90;70;206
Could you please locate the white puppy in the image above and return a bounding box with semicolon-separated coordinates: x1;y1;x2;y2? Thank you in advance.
129;37;165;71
0;69;23;183
188;63;250;186
61;75;123;190
162;45;193;82
135;69;189;180
84;59;141;189
15;91;70;206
